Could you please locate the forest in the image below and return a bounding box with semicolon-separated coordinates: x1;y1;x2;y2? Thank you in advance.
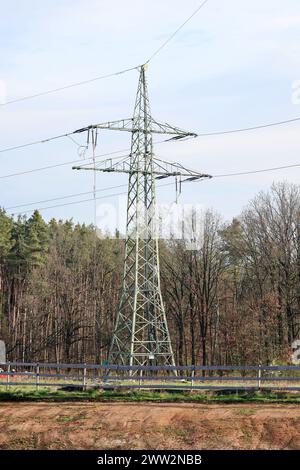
0;181;299;366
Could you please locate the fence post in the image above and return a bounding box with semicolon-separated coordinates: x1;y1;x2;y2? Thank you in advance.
191;366;195;389
36;363;40;391
257;363;262;391
6;362;10;390
83;364;87;391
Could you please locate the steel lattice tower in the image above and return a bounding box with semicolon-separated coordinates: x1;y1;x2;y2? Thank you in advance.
73;65;211;368
110;66;174;367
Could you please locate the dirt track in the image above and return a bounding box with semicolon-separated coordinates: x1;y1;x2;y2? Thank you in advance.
0;402;300;450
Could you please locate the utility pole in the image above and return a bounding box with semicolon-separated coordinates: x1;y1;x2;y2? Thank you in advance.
73;65;211;369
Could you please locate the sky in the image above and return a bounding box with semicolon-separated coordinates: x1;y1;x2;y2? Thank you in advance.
1;0;300;231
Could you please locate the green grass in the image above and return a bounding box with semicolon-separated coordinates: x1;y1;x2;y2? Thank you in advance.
56;412;86;423
0;387;300;403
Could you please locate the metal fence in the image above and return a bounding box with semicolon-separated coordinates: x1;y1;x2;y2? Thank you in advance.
1;362;300;392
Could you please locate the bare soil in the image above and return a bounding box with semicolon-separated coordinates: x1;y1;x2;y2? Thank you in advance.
0;402;300;450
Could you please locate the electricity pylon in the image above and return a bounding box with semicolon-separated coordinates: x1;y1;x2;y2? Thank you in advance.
73;65;211;368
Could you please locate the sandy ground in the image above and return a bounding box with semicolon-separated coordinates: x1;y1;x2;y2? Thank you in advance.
0;402;300;450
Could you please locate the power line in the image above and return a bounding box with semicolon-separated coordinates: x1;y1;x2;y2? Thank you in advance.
6;180;175;215
0;150;131;180
1;117;300;182
1;1;211;107
0;124;177;156
6;3;299;216
0;65;140;107
146;0;210;63
2;114;300;157
196;117;300;137
7;159;300;215
0;131;75;154
7;191;128;215
0;137;170;179
6;172;178;212
213;162;300;178
6;183;128;210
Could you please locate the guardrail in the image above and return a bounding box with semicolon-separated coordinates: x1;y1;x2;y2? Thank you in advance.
1;362;300;392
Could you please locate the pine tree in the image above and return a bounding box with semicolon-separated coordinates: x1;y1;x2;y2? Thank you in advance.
25;210;49;268
0;209;14;259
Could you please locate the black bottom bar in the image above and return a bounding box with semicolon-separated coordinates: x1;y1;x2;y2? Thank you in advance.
0;450;299;467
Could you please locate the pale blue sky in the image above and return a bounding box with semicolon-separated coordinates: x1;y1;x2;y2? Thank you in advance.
1;0;300;227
